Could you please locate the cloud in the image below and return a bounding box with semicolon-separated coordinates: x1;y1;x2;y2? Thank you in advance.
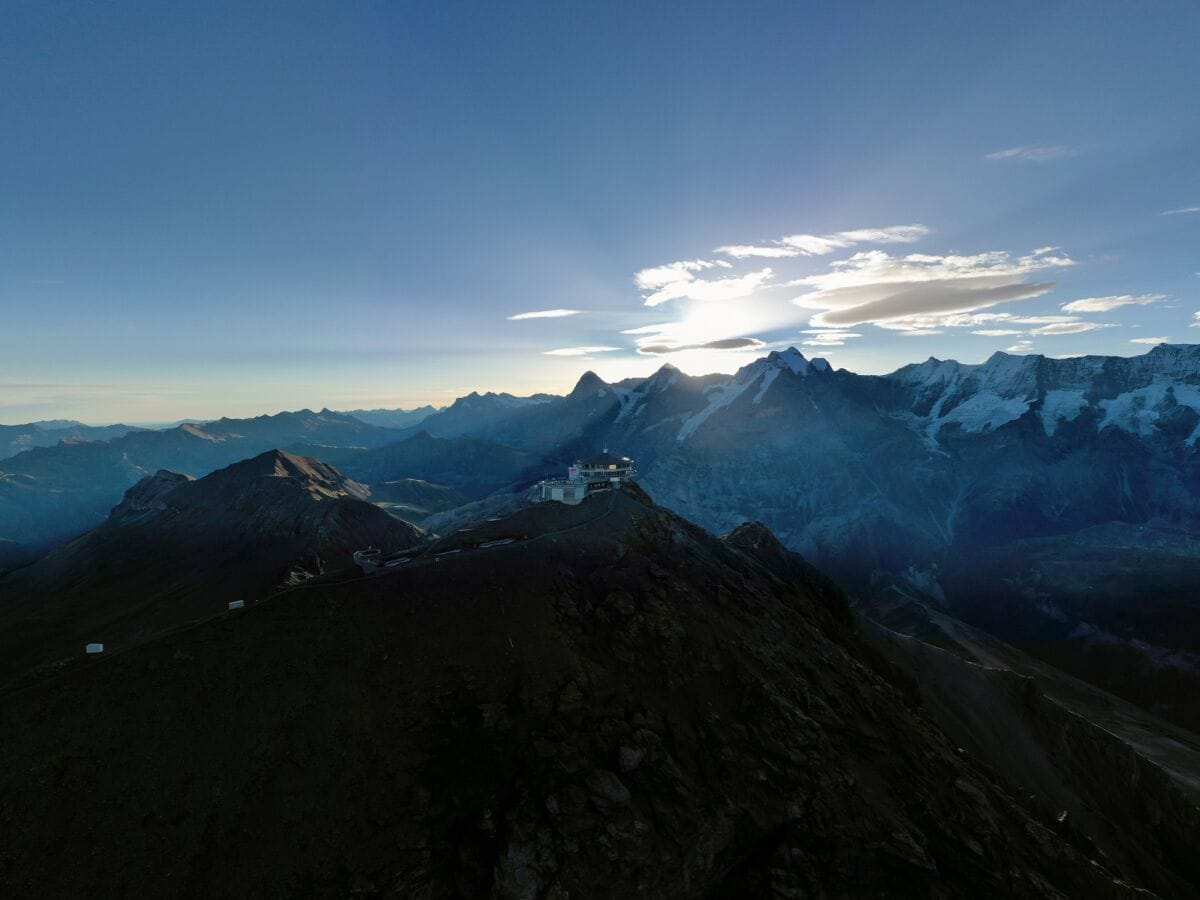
636;337;766;355
1029;321;1114;335
1060;293;1165;313
875;311;1092;334
543;346;621;356
896;329;943;336
1162;206;1200;215
716;224;928;259
793;247;1072;327
1130;336;1171;344
877;312;1022;331
1191;312;1200;328
507;308;581;320
634;259;730;291
985;144;1080;163
781;234;856;256
1006;340;1035;353
713;245;799;259
837;226;931;244
1009;315;1077;324
640;267;774;307
799;329;862;347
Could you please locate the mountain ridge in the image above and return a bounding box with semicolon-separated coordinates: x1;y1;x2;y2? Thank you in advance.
0;483;1168;897
0;449;423;688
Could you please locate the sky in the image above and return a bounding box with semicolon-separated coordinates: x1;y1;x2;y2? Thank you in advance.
1;0;1198;423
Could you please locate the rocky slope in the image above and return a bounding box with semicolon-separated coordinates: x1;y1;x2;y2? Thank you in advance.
0;539;34;576
858;592;1200;898
0;483;1175;897
368;477;469;523
0;450;422;688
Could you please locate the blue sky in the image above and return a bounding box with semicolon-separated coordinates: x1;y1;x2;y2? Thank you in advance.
1;1;1197;423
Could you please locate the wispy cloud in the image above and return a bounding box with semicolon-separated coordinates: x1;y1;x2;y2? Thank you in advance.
543;346;620;356
712;244;799;259
716;224;928;259
637;266;774;307
507;308;581;320
793;246;1073;328
1060;293;1164;313
985;144;1080;163
1162;206;1200;216
622;227;1102;361
636;337;766;355
634;259;730;290
1029;320;1114;335
799;329;862;347
1006;340;1035;353
620;323;672;335
1130;336;1171;344
1191;312;1200;328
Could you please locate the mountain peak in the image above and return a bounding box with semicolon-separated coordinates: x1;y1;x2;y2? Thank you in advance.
766;347;810;375
111;470;194;520
983;349;1038;366
642;363;682;392
1143;342;1200;373
206;449;363;499
569;370;609;397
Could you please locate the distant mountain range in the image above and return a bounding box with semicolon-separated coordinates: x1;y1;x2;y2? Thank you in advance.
336;404;440;429
0;419;144;462
4;344;1200;728
0;409;416;550
349;342;1200;729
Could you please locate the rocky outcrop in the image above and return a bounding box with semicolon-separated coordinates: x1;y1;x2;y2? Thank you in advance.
864;615;1200;899
110;469;193;519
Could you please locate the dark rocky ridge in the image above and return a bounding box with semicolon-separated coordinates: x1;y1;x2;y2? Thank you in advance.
861;613;1200;898
0;450;423;689
0;484;1163;897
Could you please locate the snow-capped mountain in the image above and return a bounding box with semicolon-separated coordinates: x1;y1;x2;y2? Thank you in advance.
888;344;1200;445
399;343;1200;728
4;344;1200;728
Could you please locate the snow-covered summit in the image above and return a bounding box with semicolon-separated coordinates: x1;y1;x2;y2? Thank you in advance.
884;344;1200;444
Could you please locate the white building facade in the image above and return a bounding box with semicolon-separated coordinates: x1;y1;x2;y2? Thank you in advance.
539;451;636;504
